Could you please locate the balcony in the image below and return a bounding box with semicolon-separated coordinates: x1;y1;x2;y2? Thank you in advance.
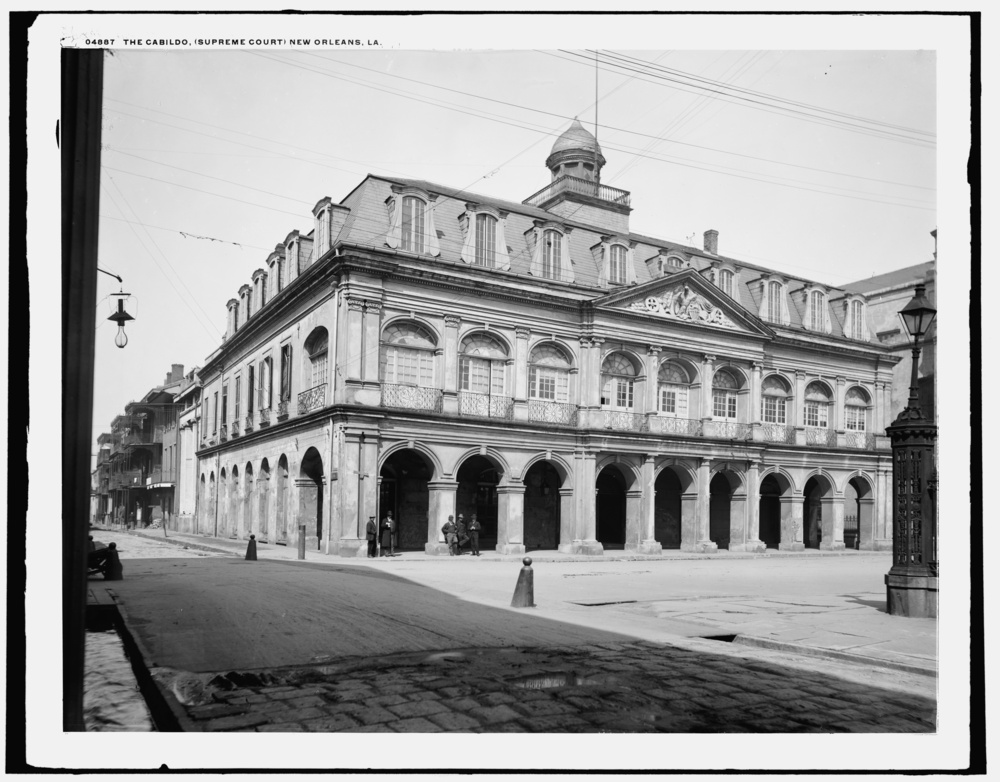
230;420;240;438
805;426;837;447
459;392;514;421
603;410;649;432
649;416;702;437
382;383;443;413
760;423;796;444
220;427;228;442
528;400;578;427
845;431;877;449
258;407;271;428
245;413;254;433
277;399;290;421
711;421;752;440
523;174;631;210
145;468;176;486
298;383;327;415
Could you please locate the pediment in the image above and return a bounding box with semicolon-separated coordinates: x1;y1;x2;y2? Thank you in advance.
595;270;768;335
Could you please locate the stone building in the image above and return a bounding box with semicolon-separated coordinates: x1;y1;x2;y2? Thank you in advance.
172;367;203;533
194;120;900;556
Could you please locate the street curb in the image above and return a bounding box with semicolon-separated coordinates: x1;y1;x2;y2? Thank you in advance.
731;635;937;678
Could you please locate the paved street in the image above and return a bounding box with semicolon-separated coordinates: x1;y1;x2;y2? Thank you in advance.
91;531;937;733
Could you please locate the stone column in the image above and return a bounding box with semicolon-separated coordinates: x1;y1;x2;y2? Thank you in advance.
624;488;643;551
362;301;382;382
496;484;526;555
819;495;845;550
694;458;717;553
442;315;461;415
558;488;574;549
740;461;765;553
874;467;892;550
874;381;885;432
779;494;805;551
569;451;602;555
637;455;661;554
858;497;875;550
344;296;365;381
426;480;457;555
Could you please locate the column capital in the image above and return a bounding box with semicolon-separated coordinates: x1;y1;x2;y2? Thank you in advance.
703;353;716;363
444;314;461;329
836;375;847;385
750;361;764;371
515;326;531;340
647;344;662;356
364;300;382;314
346;296;365;312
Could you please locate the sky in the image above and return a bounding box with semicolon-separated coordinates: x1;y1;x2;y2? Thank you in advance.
81;15;952;460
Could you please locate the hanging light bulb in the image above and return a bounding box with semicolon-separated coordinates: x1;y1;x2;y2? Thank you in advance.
107;295;135;349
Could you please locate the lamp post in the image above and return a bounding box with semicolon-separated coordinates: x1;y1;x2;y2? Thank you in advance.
885;282;937;617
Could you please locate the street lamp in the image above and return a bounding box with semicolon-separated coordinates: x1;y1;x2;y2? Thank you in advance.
98;267;136;349
885;282;937;617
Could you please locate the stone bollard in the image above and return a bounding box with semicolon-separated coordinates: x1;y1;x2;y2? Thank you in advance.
245;534;257;561
510;557;535;608
297;524;306;560
105;542;124;581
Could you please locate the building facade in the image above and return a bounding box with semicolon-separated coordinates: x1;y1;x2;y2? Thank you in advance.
194;121;899;557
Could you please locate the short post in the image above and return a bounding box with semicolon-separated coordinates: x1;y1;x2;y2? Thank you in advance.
245;534;257;561
298;524;306;560
510;557;535;608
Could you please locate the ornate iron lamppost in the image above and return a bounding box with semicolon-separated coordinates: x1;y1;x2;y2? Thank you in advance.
885;282;937;617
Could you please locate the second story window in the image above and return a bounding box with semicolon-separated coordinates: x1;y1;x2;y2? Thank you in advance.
235;376;241;420
221;384;228;426
304;328;329;389
381;322;436;387
474;214;497;267
601;353;636;410
845;386;871;431
761;375;791;424
541;230;561;280
657;362;690;417
401;196;426;253
803;381;832;428
280;344;293;402
258;356;273;410
247;364;255;414
459;333;508;397
213;391;219;433
609;245;627;284
712;369;740;420
528;344;571;403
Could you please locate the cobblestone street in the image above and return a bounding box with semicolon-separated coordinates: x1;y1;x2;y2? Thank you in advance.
165;640;935;733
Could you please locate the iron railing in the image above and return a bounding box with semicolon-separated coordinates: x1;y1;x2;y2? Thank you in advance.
649;416;703;436
230;420;240;438
220;428;228;442
523;174;631;209
845;431;877;449
761;423;796;444
713;421;752;440
527;400;579;427
245;413;254;433
277;399;290;420
459;392;514;420
298;383;327;415
382;383;443;412
805;426;837;446
258;407;271;427
603;410;649;432
843;514;860;550
145;468;177;485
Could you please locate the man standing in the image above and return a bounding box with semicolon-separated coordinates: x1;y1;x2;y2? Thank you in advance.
442;515;458;556
455;514;469;555
380;511;395;556
469;513;482;556
366;515;378;558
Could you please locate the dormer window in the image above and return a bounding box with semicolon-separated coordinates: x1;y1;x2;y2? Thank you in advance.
475;214;497;267
718;269;734;297
846;298;868;340
387;187;440;257
542;230;561;279
401;196;426;253
767;282;782;322
527;221;572;282
609;245;627;284
595;237;636;287
809;290;824;330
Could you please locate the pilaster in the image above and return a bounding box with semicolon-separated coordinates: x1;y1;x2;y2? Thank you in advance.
426;480;458;555
442;315;461;415
496;484;526;555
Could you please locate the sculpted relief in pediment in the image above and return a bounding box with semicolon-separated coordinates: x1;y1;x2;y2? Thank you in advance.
627;283;740;330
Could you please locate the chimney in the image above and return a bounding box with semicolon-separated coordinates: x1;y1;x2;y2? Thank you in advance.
704;229;719;255
170;364;184;383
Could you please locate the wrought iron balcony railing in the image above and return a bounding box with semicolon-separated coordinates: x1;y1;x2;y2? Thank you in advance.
220;428;228;442
845;431;877;449
277;399;290;420
145;468;177;485
258;407;271;427
603;410;649;432
459;392;514;420
527;400;579;427
382;383;443;413
712;421;752;440
805;426;837;446
649;416;703;437
523;174;631;209
298;383;327;415
761;423;796;444
245;413;254;433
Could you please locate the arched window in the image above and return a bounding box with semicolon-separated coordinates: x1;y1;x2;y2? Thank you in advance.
845;386;871;431
380;322;436;387
601;353;636;410
304;328;329;389
809;290;825;331
460;333;507;396
804;381;832;428
528;344;572;402
712;369;740;420
609;245;627;284
657;361;690;417
761;375;791;424
766;281;783;323
718;269;734;297
475;213;497;267
849;299;867;340
541;230;561;280
401;196;426;253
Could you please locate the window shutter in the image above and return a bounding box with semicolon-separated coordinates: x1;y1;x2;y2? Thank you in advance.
384;194;403;249
495;215;511;271
625;245;637;285
458;212;475;265
527;227;543;277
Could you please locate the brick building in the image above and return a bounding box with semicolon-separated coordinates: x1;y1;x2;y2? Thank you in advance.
192;121;902;556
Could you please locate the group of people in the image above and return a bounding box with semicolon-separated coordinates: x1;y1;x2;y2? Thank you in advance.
366;511;397;558
441;513;481;556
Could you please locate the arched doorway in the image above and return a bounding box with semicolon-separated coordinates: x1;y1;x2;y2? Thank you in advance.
276;456;289;544
379;449;433;551
299;447;324;549
654;467;685;549
803;475;833;549
596;465;628;549
243;463;254;538
845;475;874;550
523;461;562;551
208;472;216;537
759;474;785;549
230;466;240;538
456;455;501;550
258;459;271;542
219;467;228;538
710;471;743;551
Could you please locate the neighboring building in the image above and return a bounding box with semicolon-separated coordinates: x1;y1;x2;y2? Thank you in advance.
194;120;901;557
104;364;185;528
173;367;203;533
843;232;936;423
91;432;113;525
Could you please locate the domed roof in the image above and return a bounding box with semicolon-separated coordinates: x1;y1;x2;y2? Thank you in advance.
551;118;602;157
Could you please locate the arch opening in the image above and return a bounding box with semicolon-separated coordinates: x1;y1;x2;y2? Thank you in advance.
654;467;684;549
456;455;502;550
596;465;629;548
523;461;563;551
803;475;833;549
379;449;433;551
299;447;324;549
